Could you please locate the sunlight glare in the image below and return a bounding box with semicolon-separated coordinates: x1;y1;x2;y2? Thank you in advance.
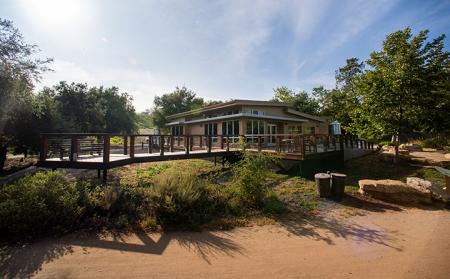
23;0;86;27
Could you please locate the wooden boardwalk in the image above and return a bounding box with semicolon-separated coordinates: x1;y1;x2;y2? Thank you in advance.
37;133;374;179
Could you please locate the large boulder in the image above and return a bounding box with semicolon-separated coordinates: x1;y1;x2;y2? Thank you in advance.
359;178;432;204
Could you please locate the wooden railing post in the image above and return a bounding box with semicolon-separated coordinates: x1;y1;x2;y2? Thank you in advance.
220;135;224;149
177;136;181;146
199;135;203;148
226;135;230;152
300;135;305;158
160;136;165;156
123;136;128;155
185;136;190;155
70;135;78;161
103;135;110;164
40;135;48;161
207;135;212;153
170;136;174;152
148;136;153;153
130;135;135;158
258;136;262;152
189;136;193;151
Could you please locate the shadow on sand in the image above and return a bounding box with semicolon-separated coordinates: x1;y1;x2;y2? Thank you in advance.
0;228;244;278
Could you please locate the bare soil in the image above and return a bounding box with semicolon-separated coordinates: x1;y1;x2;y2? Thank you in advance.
2;203;449;279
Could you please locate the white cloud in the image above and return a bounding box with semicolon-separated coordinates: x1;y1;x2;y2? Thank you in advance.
100;36;109;43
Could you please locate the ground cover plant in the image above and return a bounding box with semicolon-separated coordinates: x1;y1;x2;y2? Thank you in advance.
0;152;320;240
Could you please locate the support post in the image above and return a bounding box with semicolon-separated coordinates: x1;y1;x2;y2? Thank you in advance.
170;136;174;152
160;136;165;156
103;134;110;164
226;135;230;152
208;135;212;153
189;136;193;151
130;135;135;158
148;136;152;153
123;136;128;155
200;135;203;148
185;136;190;155
220;135;224;149
40;135;48;161
103;169;107;182
70;136;78;162
258;136;262;152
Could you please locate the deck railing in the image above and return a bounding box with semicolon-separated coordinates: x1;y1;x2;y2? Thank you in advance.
39;133;374;165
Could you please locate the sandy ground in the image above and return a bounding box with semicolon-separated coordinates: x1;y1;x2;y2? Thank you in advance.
1;206;450;279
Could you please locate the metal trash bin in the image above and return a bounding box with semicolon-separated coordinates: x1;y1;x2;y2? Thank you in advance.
315;173;331;198
331;173;347;200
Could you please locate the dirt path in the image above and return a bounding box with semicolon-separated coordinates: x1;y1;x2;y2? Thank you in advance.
2;208;450;279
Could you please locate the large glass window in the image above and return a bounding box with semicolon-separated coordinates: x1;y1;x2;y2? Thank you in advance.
204;123;218;136
222;121;240;142
246;120;265;143
171;125;184;136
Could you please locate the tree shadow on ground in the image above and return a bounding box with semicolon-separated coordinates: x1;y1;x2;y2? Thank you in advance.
279;212;404;251
0;228;244;278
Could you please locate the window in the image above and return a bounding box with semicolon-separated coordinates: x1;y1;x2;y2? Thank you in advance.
288;125;302;134
246;120;265;143
246;120;265;135
222;121;240;136
204;123;218;136
304;126;315;134
171;125;184;136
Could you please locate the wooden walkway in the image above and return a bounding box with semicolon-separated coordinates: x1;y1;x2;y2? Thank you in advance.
37;133;374;179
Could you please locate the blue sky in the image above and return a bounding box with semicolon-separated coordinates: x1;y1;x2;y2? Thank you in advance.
1;0;449;111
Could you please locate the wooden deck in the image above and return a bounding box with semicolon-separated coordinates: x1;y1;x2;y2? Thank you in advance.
37;133;374;179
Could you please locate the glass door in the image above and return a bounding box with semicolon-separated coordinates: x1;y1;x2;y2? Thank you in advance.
267;124;277;146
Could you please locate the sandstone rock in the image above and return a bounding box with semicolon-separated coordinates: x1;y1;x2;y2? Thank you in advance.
358;178;432;204
404;144;422;152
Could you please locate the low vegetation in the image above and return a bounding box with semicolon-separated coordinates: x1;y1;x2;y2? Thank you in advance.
0;152;319;239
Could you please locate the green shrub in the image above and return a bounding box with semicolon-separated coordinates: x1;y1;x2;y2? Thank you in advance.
110;136;124;145
0;171;80;237
420;136;449;149
262;193;286;215
229;152;277;209
148;170;226;229
378;140;395;147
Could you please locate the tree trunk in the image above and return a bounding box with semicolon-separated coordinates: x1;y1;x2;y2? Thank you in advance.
0;144;7;171
393;132;399;164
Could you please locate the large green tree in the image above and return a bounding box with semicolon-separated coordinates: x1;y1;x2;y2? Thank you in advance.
151;86;205;128
39;82;137;133
272;87;320;115
350;28;450;162
0;19;52;169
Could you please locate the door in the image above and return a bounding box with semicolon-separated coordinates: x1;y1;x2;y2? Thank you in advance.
267;124;277;146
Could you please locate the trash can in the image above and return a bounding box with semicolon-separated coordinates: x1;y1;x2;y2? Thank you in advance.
315;173;331;198
331;173;347;200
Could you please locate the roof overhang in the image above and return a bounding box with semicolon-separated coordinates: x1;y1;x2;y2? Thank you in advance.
166;112;308;126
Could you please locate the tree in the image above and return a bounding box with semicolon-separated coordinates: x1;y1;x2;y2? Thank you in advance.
151;86;205;128
136;110;153;129
39;82;137;134
272;87;320;115
0;19;52;170
350;28;450;162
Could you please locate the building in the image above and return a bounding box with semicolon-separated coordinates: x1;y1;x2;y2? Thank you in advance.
166;99;330;145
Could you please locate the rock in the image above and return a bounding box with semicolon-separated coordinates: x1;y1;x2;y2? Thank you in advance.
406;177;432;193
359;179;432;204
445;153;450;160
404;143;422;152
399;149;410;155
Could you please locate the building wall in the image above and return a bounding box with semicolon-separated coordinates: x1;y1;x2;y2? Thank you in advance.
169;104;330;136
